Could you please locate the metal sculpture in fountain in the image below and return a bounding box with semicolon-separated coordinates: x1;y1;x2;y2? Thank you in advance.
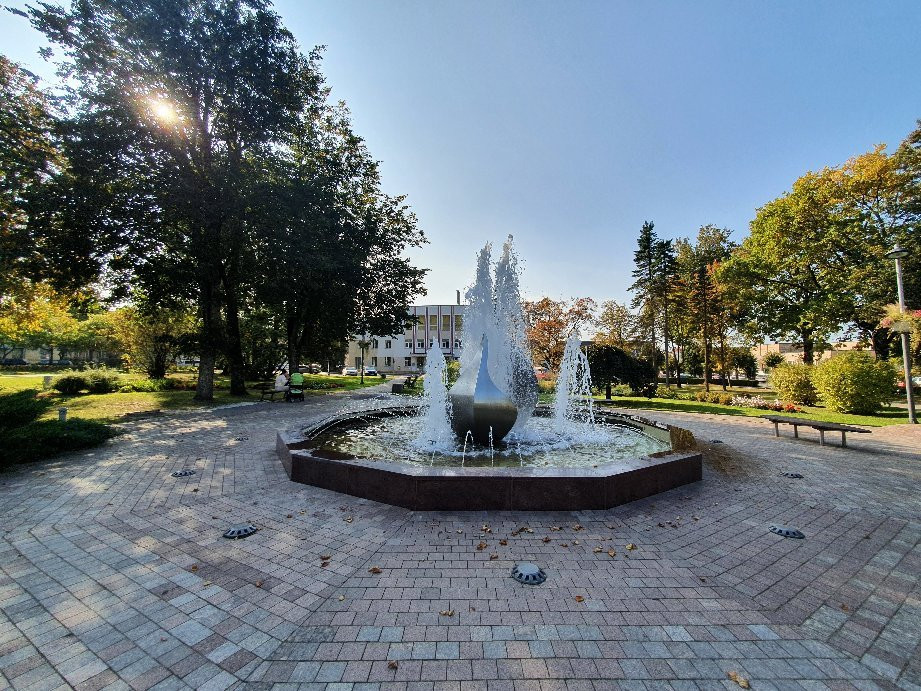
447;335;518;445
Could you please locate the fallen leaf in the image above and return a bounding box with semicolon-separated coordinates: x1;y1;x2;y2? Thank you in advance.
728;672;739;682
388;660;399;670
700;577;707;582
203;581;212;586
693;516;700;521
840;603;850;612
439;609;455;616
476;542;488;551
657;523;666;528
212;516;219;519
191;488;199;493
542;537;551;543
607;550;616;557
499;539;508;546
573;540;580;545
286;514;293;519
574;595;585;602
190;565;198;572
160;637;166;642
572;524;583;531
738;680;750;689
525;527;534;533
320;555;332;560
626;543;637;551
255;580;264;588
321;561;330;568
489;553;498;560
338;595;345;601
560;543;569;548
593;547;603;553
368;566;382;574
550;526;561;531
299;510;306;515
344;516;353;523
481;524;491;533
456;529;464;534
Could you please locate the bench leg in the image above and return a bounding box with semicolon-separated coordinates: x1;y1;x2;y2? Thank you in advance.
793;425;798;439
819;430;825;446
841;431;847;448
773;422;779;437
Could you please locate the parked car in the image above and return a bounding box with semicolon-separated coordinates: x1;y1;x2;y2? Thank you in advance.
307;363;322;374
342;366;358;376
363;366;378;376
1;358;28;365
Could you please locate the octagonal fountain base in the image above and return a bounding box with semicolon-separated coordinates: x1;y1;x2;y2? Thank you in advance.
277;407;701;511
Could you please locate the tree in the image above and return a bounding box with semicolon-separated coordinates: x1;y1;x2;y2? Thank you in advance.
26;0;322;399
594;300;639;350
585;343;656;397
0;56;60;298
522;297;596;371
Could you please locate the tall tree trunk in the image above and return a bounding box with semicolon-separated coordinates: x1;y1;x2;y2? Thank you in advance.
662;300;671;387
223;285;247;395
870;327;892;360
801;328;815;365
195;278;221;401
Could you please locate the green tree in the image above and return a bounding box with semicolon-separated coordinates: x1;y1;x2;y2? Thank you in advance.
585;343;656;397
594;300;639;351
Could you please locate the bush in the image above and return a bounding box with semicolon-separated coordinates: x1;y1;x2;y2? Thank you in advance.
717;393;734;406
655;385;677;399
761;352;785;370
694;391;709;402
85;368;123;394
0;390;54;432
304;380;345;390
769;363;817;405
1;419;116;465
812;354;897;414
119;377;186;392
52;372;89;394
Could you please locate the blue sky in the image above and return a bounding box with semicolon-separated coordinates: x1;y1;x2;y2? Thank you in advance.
3;1;920;306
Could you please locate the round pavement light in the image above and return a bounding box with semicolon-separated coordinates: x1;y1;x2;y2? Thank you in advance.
170;469;196;478
511;563;547;585
222;523;258;539
769;525;805;539
781;472;804;479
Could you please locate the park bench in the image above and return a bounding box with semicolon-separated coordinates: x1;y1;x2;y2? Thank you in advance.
258;382;287;402
404;375;420;388
761;414;870;448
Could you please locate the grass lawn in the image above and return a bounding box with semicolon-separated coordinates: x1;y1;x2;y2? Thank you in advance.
0;371;383;423
595;394;909;427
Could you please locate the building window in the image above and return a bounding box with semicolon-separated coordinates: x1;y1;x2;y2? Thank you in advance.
429;339;435;348
442;339;449;349
442;315;451;330
455;315;463;330
417;339;424;348
355;357;362;368
417;315;425;327
404;356;412;367
371;357;378;366
405;340;411;349
417;357;426;368
371;339;379;349
384;340;391;349
384;357;392;367
454;339;461;348
429;315;438;329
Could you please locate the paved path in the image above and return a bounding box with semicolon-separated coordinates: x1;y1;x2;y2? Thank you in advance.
0;393;919;690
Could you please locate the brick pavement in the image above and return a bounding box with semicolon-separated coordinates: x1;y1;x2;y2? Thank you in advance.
0;391;918;690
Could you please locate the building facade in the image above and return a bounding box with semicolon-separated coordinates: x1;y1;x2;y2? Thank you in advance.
345;304;466;374
751;341;874;370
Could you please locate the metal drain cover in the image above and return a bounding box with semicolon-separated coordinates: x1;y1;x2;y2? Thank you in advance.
769;525;805;539
511;563;546;585
223;523;258;539
170;469;196;478
781;472;804;479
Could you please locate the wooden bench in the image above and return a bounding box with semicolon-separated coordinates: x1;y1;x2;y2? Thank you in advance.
258;382;287;402
761;415;870;447
404;375;420;388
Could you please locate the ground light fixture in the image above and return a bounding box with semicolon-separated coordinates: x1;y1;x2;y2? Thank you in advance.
884;245;917;424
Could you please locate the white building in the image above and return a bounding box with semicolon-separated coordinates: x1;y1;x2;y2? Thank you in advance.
345;304;465;373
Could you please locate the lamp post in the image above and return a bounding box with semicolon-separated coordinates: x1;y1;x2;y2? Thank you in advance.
885;245;916;424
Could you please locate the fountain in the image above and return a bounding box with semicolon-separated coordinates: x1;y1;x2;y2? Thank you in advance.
277;237;701;510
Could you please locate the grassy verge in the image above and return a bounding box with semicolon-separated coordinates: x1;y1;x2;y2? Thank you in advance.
594;395;909;427
0;372;382;423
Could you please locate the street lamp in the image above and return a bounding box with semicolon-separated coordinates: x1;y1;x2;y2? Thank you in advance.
884;245;916;424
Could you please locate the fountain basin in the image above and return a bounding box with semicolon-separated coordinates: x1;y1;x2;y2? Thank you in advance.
277;407;701;511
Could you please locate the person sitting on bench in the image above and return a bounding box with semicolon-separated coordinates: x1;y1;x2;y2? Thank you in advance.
275;369;289;395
